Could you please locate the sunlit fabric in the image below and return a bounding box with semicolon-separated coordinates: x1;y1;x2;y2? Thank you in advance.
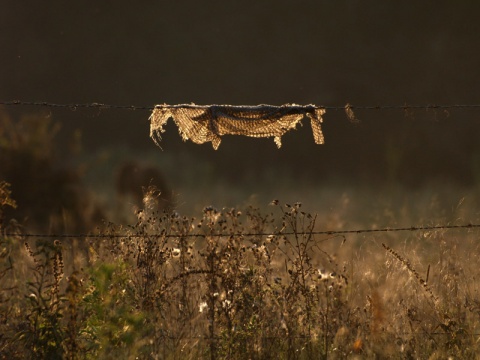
150;104;325;149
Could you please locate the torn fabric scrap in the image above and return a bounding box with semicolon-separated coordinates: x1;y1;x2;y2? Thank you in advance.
149;104;326;149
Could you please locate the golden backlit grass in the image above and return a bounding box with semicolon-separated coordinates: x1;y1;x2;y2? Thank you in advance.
1;186;479;359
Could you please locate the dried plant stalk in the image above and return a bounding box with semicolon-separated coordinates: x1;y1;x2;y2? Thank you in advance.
149;104;326;149
382;243;438;304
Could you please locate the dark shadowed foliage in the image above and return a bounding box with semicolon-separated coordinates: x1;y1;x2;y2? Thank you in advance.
0;111;104;233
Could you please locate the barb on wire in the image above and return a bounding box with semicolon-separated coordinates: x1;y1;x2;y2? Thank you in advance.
3;223;479;240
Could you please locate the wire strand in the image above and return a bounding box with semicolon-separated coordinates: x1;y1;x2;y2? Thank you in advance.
136;332;480;340
0;100;153;110
3;223;479;239
2;100;480;112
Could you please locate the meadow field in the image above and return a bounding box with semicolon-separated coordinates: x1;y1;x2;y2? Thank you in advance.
1;112;480;359
4;1;480;358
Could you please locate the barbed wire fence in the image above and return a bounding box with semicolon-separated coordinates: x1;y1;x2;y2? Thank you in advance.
1;99;480;239
4;100;480;148
2;223;480;240
3;100;480;111
3;221;480;344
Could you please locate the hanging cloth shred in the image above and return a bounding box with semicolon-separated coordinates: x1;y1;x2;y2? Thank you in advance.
149;104;326;149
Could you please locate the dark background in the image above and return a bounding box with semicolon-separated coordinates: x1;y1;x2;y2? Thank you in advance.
2;1;480;189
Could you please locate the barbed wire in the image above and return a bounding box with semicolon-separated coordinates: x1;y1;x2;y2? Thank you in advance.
2;100;480;112
3;223;479;240
142;332;479;340
0;100;154;111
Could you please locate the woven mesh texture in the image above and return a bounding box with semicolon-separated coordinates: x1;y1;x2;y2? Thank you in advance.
150;104;325;149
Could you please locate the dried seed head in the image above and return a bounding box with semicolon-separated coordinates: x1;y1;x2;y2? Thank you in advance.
199;302;208;313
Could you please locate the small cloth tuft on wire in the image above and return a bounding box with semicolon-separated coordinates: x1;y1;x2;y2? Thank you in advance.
149;104;326;149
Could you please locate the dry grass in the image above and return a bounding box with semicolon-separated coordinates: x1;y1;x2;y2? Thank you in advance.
1;184;480;359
